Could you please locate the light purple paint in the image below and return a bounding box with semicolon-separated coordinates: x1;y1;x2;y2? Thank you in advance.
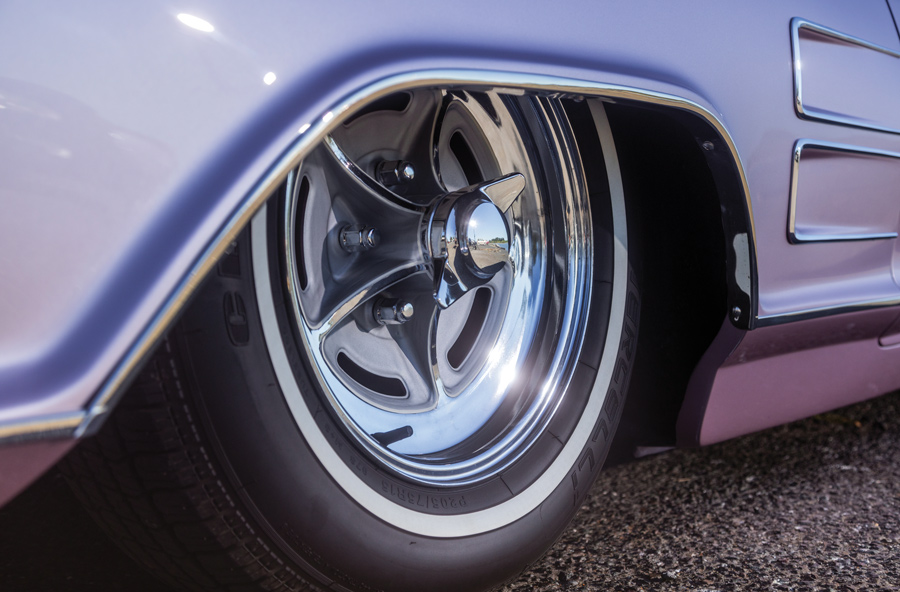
685;308;900;446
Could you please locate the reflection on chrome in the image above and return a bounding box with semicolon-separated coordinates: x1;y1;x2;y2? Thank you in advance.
297;123;311;134
497;363;517;393
263;72;277;85
176;13;215;33
280;88;590;486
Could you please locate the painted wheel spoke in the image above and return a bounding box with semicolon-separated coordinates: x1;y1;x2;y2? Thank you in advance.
323;136;427;215
382;301;442;409
330;89;447;201
292;143;429;332
311;260;426;335
318;275;442;415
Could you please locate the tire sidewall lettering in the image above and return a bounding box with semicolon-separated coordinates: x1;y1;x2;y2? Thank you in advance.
569;275;639;506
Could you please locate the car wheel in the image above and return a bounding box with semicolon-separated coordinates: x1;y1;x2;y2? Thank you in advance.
63;90;639;592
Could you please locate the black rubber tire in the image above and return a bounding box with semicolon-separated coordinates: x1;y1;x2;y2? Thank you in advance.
61;99;640;592
61;340;318;591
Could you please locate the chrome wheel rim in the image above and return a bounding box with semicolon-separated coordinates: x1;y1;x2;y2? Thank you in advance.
283;89;592;486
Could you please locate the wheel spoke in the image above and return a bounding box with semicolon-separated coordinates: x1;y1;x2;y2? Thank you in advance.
330;89;447;201
292;143;429;331
306;259;427;334
318;275;442;413
323;136;427;214
382;301;442;409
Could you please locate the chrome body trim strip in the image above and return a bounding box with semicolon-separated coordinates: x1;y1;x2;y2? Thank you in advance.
757;297;900;327
0;412;84;443
791;17;900;135
0;69;758;445
788;139;900;243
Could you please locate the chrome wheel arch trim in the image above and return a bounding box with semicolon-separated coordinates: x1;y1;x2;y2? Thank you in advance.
250;100;627;537
0;68;757;445
0;412;83;444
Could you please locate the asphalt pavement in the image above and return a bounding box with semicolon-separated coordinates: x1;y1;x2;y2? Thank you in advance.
2;391;899;591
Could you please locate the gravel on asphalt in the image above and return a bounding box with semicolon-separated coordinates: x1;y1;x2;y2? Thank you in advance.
504;392;900;592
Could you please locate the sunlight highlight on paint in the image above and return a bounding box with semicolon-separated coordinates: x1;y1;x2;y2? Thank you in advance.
177;13;215;33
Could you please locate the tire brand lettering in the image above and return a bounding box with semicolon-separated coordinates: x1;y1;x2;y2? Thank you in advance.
578;449;594;472
223;292;250;346
217;242;241;277
613;359;627;385
602;386;619;420
321;423;371;476
626;291;639;323
381;481;467;510
572;279;639;507
622;324;635;361
591;418;609;443
321;422;344;453
569;448;598;506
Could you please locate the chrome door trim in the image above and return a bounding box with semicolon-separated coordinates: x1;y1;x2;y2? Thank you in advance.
791;17;900;135
757;296;900;327
788;139;900;243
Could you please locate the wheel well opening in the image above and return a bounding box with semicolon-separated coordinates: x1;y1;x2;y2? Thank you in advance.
574;100;730;459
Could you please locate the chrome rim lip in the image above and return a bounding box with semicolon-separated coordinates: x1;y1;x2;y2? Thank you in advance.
282;90;592;485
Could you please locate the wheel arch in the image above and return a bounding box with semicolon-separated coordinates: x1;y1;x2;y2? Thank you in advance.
588;100;754;455
0;69;757;459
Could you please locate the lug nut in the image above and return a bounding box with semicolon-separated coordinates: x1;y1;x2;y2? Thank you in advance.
374;298;414;325
377;160;415;186
340;224;379;252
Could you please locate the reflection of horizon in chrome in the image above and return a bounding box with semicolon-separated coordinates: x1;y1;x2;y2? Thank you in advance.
468;240;508;250
466;213;507;245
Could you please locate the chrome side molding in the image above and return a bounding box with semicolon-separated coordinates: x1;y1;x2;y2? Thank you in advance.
791;17;900;135
757;296;900;327
788;139;900;243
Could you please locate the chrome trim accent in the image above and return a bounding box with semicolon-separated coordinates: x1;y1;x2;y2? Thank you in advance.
791;18;900;135
429;173;521;309
757;296;900;327
0;412;84;443
0;68;758;445
788;139;900;243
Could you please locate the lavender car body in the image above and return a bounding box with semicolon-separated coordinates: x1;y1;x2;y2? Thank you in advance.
2;1;900;589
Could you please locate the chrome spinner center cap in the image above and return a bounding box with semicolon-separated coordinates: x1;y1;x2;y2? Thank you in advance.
427;173;523;308
464;201;509;276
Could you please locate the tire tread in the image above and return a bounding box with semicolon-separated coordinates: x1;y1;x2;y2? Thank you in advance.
60;340;319;592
